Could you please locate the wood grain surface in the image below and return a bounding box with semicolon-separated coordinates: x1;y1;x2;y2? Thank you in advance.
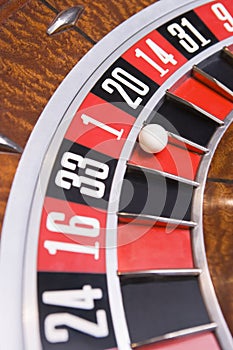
0;0;92;149
204;181;233;334
204;123;233;335
0;0;232;342
207;122;233;181
47;0;156;42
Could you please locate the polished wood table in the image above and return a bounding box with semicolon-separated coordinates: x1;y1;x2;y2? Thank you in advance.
0;0;232;344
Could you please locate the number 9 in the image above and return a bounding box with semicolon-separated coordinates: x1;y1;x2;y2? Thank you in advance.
212;3;233;32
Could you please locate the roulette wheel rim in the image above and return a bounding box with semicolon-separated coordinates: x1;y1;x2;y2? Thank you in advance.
0;0;232;349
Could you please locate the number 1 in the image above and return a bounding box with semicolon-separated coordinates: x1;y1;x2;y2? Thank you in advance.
81;114;124;140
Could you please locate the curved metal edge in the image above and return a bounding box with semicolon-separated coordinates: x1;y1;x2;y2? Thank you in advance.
192;113;233;350
0;0;220;349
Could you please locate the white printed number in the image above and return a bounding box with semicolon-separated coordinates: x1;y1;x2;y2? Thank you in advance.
168;17;211;53
46;212;99;237
212;3;233;32
81;114;124;140
102;67;149;109
44;211;100;259
135;39;177;77
43;285;109;343
55;152;109;199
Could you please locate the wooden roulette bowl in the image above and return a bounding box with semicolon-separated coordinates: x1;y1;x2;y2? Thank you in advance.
0;1;232;349
204;122;233;336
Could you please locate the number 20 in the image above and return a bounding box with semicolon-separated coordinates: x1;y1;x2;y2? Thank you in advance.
102;67;149;109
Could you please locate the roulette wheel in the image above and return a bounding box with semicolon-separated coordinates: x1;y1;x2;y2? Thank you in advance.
0;0;233;349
